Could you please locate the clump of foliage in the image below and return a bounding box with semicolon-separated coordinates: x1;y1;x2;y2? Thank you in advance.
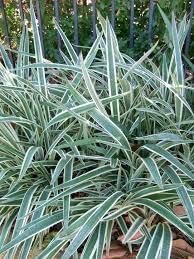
0;5;194;258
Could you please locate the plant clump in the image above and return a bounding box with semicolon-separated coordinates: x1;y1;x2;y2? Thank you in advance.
0;5;194;259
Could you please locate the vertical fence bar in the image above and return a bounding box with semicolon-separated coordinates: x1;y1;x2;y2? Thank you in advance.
185;0;194;56
111;0;116;30
148;0;155;42
54;0;61;50
92;0;97;41
73;0;79;54
129;0;134;48
18;0;24;21
0;0;13;63
35;0;45;56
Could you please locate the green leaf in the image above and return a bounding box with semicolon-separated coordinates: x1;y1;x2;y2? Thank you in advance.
136;133;183;142
0;44;13;70
28;181;96;215
54;20;78;64
18;188;51;259
30;2;47;96
136;236;151;259
37;209;97;258
54;165;118;192
143;144;194;180
12;185;38;238
122;217;145;244
171;13;184;124
80;226;98;259
145;224;163;259
63;156;73;229
0;212;63;253
134;198;194;240
61;192;124;259
0;211;17;248
51;157;67;185
96;222;106;259
106;20;120;120
142;158;163;188
81;56;107;116
160;224;172;259
19;146;40;180
165;166;194;230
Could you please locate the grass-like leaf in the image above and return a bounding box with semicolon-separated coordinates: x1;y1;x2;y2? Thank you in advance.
62;192;123;259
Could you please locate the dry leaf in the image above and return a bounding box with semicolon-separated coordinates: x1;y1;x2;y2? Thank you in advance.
102;248;127;259
173;239;194;254
173;206;186;216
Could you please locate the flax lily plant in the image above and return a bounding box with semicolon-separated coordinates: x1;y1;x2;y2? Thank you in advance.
0;5;193;259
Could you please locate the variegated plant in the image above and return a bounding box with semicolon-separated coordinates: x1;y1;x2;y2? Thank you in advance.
0;4;193;259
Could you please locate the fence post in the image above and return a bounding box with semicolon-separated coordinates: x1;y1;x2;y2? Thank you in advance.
35;0;45;56
111;0;116;30
73;0;79;54
54;0;61;50
148;0;155;42
0;0;14;64
18;0;24;21
92;0;97;41
185;0;194;56
129;0;134;48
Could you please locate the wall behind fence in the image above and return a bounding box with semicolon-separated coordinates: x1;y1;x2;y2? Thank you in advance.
0;0;193;62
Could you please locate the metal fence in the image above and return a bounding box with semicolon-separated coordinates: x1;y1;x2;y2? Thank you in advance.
0;0;194;61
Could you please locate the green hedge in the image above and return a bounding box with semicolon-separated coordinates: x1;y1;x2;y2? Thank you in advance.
0;0;192;60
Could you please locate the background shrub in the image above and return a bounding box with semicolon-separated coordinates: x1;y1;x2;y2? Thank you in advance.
0;0;192;61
